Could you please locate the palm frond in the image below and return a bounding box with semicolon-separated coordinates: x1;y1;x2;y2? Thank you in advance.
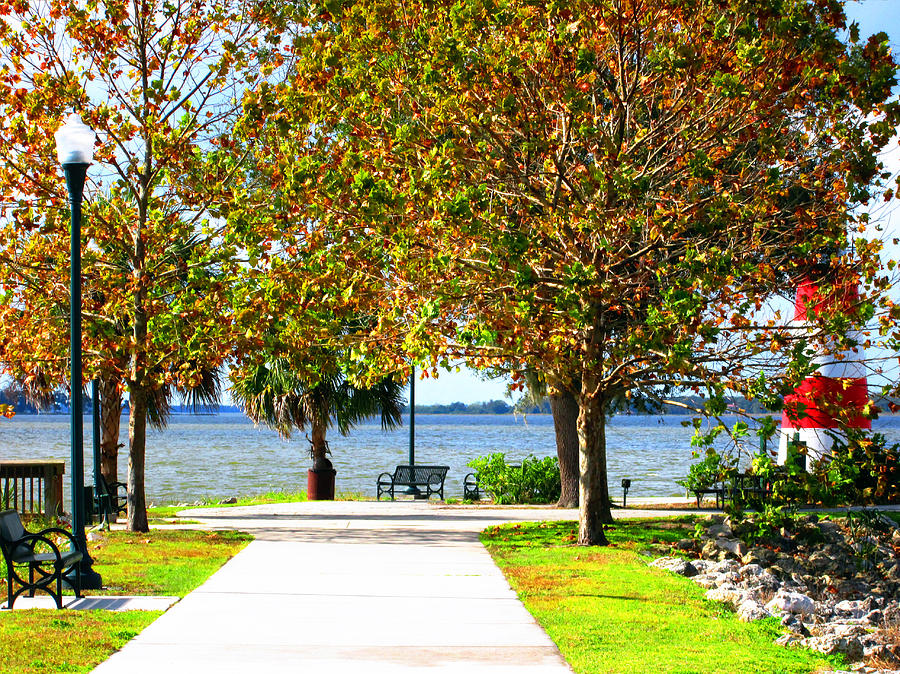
231;358;406;441
177;366;222;414
147;385;171;430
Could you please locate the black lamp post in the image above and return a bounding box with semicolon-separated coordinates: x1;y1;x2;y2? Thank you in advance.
408;366;415;466
404;366;421;496
55;113;102;589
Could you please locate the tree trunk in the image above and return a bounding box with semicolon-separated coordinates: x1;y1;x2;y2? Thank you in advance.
99;377;122;485
578;380;612;545
126;385;150;532
549;386;579;508
309;417;331;469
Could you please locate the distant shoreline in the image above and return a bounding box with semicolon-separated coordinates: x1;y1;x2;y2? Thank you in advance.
10;410;900;419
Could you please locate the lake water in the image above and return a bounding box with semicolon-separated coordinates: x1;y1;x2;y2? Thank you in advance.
3;413;900;504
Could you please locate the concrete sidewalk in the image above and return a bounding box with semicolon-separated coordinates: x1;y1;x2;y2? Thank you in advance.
93;501;583;673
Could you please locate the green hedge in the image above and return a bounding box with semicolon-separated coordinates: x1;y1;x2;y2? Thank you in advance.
467;453;561;504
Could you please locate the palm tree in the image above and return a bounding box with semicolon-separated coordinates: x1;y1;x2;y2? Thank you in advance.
89;232;223;502
231;358;405;473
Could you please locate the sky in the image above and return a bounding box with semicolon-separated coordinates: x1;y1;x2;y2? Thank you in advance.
415;0;900;406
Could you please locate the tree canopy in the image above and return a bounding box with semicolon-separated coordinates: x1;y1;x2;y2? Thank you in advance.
0;0;294;530
234;0;900;543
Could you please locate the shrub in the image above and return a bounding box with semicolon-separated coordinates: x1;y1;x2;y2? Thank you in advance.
741;504;797;546
820;431;900;505
677;448;736;493
468;453;561;504
755;431;900;508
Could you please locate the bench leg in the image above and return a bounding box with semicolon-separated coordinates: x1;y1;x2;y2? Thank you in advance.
53;571;63;610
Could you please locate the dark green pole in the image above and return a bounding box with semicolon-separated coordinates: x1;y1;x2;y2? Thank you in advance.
404;367;420;496
64;161;102;589
408;366;415;466
91;379;106;526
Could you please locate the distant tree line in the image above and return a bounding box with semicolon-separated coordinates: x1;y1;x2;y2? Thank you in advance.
404;396;786;416
403;399;521;415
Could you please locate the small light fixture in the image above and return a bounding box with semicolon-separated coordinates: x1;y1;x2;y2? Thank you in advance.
621;478;632;508
54;113;96;165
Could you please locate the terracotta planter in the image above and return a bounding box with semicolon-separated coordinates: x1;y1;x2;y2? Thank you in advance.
307;468;336;500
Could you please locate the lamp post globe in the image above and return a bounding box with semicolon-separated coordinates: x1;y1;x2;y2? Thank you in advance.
55;114;96;165
55;112;102;590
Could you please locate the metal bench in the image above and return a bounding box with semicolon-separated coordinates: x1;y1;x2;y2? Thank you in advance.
691;484;726;509
690;474;775;510
376;465;450;500
463;472;481;501
91;476;127;522
727;473;773;506
0;509;82;609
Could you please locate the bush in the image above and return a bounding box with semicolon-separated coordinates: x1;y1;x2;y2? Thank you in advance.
677;448;735;493
468;453;561;504
754;431;900;508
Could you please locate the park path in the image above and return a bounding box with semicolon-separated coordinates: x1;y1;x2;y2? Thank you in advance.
93;500;623;673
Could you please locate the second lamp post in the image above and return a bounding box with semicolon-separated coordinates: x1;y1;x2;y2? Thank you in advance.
54;113;102;590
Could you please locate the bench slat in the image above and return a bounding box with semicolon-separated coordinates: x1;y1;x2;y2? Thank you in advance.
376;465;450;501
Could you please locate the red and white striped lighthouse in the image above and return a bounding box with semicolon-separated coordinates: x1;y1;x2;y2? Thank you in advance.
777;279;870;467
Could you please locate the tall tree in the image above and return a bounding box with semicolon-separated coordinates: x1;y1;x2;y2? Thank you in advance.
547;375;580;509
236;0;899;544
511;368;579;507
231;355;406;470
0;0;292;530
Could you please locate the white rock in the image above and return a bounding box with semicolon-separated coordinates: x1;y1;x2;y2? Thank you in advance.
706;524;733;538
740;563;765;577
690;559;712;573
766;591;815;615
649;556;680;569
707;559;740;575
705;584;745;606
801;635;864;660
649;557;696;576
827;624;868;639
751;571;781;592
834;599;864;617
692;574;721;589
737;599;771;622
715;537;748;557
862;609;882;625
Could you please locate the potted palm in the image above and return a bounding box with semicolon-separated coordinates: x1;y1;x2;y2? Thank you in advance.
231;358;405;499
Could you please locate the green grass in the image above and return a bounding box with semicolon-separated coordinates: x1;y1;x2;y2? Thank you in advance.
146;488;366;520
0;610;161;673
483;519;843;674
1;528;251;673
89;529;252;596
146;490;309;519
823;510;900;525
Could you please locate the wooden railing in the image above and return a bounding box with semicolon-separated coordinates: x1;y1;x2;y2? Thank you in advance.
0;461;65;517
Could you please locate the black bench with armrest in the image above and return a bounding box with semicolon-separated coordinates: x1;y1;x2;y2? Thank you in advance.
691;483;727;509
727;473;774;505
94;475;127;521
463;472;481;501
0;509;82;609
376;465;450;500
690;473;777;509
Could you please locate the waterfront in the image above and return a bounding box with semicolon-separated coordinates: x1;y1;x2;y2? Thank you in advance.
3;413;900;504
